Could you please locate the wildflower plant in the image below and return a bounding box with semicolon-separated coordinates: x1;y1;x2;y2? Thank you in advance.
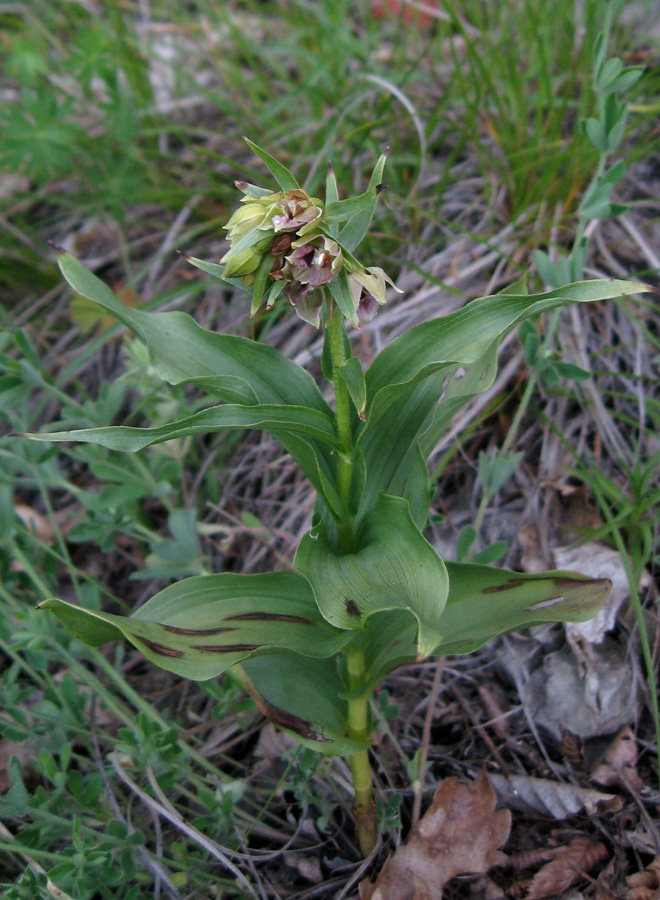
32;140;649;856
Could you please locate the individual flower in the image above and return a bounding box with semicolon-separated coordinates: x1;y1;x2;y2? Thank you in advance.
271;189;323;236
285;235;343;287
348;266;402;323
278;235;344;326
282;281;324;329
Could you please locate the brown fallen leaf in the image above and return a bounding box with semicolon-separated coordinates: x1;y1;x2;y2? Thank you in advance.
627;856;660;900
526;837;608;900
359;770;511;900
591;726;643;792
489;773;622;819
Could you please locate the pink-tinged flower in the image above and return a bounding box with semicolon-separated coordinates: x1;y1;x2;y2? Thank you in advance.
285;235;343;288
271;190;323;235
283;281;324;328
348;266;402;322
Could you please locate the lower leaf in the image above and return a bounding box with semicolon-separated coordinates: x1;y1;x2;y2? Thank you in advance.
38;571;352;680
359;563;612;690
237;653;367;756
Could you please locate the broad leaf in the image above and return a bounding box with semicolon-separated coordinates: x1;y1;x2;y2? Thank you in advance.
358;563;612;690
38;571;352;680
51;251;344;516
358;279;651;526
237;653;367;756
54;251;331;414
436;562;611;654
29;403;343;453
295;494;448;656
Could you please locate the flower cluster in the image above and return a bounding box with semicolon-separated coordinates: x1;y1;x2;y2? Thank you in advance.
220;182;400;327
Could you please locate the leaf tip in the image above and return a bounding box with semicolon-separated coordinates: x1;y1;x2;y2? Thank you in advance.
47;240;67;256
176;249;190;260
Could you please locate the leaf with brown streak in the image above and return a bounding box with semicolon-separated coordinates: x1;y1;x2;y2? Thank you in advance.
359;770;511;900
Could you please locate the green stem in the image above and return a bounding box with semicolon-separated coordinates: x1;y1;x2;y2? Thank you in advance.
346;649;376;857
327;300;356;553
327;302;375;853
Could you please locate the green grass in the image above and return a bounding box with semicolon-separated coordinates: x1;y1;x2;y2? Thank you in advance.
1;0;658;896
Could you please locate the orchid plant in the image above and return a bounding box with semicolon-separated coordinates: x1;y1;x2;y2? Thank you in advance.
32;140;649;856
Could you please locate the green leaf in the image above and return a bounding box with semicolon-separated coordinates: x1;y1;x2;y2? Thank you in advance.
237;653;366;756
327;268;360;328
28;403;343;453
471;541;508;565
51;252;345;516
582;117;608;151
359;563;611;690
456;525;477;562
183;255;232;283
295;494;448;656
553;361;592;382
358;279;652;527
478;450;523;494
243;137;299;192
338;151;388;253
339;357;367;420
251;253;278;316
38;571;352;680
436;562;612;654
54;251;330;412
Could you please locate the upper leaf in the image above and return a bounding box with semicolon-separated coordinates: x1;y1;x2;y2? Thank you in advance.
358;279;652;526
54;251;331;414
28;403;343;454
38;571;352;680
50;251;346;517
295;493;448;656
336;151;388;253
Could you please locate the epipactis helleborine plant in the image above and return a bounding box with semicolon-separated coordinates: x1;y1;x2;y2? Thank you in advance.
34;138;650;856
